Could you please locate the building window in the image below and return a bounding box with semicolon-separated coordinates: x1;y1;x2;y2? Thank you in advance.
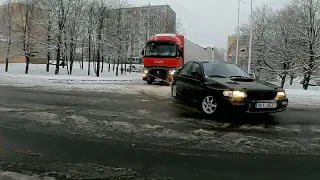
161;6;166;12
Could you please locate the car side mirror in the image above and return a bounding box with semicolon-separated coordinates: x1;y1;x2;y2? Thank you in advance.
179;48;183;57
141;50;144;56
249;73;255;78
191;72;203;79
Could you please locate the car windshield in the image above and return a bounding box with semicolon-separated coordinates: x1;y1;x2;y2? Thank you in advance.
145;43;177;57
202;62;251;78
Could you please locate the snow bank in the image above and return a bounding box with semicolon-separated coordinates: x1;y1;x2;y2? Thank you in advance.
0;171;55;180
286;89;320;108
0;63;142;85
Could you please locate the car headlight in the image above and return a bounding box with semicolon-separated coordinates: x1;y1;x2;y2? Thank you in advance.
275;91;286;100
143;69;148;74
223;90;247;98
169;70;176;75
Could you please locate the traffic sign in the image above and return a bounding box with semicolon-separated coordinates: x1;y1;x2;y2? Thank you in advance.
239;46;247;55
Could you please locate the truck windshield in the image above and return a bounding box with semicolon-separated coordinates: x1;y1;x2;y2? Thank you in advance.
145;44;177;57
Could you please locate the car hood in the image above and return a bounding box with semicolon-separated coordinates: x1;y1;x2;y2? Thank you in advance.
208;77;280;91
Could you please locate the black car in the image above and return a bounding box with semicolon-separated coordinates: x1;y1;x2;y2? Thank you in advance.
171;60;288;115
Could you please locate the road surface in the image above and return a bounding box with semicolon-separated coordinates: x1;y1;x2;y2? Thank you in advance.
0;85;320;179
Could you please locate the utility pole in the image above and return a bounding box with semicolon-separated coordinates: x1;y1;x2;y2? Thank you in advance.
247;0;253;73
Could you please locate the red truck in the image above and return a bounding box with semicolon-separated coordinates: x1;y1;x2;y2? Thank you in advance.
141;33;214;84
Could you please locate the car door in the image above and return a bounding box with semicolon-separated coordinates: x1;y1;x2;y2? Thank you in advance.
184;62;205;101
174;62;193;97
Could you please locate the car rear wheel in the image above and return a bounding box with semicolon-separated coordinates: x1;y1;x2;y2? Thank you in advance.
201;96;218;115
171;84;179;99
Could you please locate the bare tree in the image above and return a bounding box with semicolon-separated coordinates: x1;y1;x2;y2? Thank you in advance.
175;18;184;34
46;11;51;72
3;0;13;72
289;0;320;90
15;0;36;74
96;1;106;77
237;0;320;89
1;0;181;78
67;0;86;75
113;0;130;76
87;3;94;76
264;7;300;87
250;5;274;80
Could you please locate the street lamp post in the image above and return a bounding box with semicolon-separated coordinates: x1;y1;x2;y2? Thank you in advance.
247;0;253;73
235;0;240;65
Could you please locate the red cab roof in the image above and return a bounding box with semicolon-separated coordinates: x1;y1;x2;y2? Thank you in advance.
148;34;182;45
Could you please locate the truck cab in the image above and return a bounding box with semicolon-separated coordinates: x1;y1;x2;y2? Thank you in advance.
141;34;184;85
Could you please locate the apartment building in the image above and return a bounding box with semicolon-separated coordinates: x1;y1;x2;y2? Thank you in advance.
0;2;47;64
111;4;177;59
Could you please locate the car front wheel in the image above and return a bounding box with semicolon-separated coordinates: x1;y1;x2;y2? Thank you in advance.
201;96;218;115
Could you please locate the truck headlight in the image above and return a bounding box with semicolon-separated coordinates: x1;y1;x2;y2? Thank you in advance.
169;70;176;75
223;90;247;98
275;91;286;100
143;69;148;78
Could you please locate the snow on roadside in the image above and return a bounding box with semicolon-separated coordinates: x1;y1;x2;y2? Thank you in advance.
11;112;61;125
0;171;55;180
0;162;140;180
0;63;142;87
3;106;320;154
286;89;320;108
0;72;141;85
99;120;320;154
0;107;27;112
2;62;320;108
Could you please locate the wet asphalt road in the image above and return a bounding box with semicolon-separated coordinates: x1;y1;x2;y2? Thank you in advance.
1;84;319;135
1;85;320;179
1;126;320;180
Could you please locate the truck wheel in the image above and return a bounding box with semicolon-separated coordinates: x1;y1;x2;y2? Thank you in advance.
147;80;153;84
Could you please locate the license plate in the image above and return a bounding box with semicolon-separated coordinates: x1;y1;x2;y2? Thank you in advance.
155;78;161;82
255;102;277;108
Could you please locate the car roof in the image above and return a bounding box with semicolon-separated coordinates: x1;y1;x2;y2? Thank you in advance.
191;60;230;64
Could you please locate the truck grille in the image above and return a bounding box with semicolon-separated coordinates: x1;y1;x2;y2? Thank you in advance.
149;69;167;80
246;91;277;100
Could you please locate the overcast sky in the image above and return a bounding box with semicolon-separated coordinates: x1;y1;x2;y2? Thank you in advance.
0;0;289;49
130;0;289;49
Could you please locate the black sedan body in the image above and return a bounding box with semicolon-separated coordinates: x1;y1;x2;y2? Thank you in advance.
171;60;288;115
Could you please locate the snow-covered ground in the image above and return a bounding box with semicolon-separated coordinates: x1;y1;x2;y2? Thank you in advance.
273;81;320;108
0;171;55;180
0;63;320;108
0;62;142;86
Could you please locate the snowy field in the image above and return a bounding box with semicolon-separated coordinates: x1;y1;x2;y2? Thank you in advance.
0;63;320;108
0;62;142;85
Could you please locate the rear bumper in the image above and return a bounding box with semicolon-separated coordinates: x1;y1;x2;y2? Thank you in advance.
219;97;288;114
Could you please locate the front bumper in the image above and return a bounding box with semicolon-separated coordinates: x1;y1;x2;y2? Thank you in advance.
142;68;175;82
219;97;288;114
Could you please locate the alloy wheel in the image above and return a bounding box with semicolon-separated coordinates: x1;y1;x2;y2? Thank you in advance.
172;85;178;98
202;96;217;114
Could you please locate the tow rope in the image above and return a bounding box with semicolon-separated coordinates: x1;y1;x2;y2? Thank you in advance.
148;74;172;85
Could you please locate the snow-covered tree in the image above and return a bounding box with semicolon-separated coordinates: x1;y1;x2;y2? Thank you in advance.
238;0;320;89
289;0;320;90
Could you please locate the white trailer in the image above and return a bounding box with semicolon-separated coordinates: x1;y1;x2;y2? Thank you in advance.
184;38;214;64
